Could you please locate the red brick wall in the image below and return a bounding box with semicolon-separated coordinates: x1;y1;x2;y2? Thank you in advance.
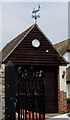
58;91;67;113
58;70;67;113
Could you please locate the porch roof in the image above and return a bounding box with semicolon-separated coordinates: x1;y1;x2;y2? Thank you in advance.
0;24;68;66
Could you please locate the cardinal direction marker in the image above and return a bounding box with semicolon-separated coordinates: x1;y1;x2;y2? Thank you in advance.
32;4;40;24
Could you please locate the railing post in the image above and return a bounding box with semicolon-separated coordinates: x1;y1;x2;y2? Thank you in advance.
5;60;16;120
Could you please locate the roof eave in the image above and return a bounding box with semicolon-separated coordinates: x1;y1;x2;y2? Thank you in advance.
3;24;36;62
36;24;68;66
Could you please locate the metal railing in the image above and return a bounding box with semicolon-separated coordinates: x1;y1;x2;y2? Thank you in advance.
5;60;45;120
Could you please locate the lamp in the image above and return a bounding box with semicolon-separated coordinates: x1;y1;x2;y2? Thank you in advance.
62;71;66;78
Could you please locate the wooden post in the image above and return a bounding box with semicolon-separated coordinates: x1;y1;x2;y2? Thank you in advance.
5;60;16;120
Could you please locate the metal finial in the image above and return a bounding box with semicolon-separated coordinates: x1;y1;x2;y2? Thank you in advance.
32;4;40;24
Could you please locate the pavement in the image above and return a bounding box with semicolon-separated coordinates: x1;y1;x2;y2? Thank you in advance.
45;113;61;117
45;113;70;120
52;113;70;118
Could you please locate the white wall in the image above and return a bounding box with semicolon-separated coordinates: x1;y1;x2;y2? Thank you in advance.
63;52;70;67
59;66;67;93
66;83;70;98
63;52;68;61
68;52;70;67
62;51;70;98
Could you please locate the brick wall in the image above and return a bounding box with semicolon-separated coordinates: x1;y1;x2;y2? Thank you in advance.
58;91;67;113
58;69;67;113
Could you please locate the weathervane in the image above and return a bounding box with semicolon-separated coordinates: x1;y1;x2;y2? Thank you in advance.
32;4;40;24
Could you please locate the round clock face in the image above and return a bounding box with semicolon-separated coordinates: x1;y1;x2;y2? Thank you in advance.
32;39;40;48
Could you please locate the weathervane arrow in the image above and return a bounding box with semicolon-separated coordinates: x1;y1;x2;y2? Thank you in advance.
32;4;40;24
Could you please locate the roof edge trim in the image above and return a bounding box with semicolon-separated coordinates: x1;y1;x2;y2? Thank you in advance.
36;24;68;65
3;24;35;62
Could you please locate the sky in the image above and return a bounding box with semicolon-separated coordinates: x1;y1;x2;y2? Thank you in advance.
0;1;69;51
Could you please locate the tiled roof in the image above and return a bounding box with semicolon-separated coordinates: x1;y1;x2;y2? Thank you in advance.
54;39;70;55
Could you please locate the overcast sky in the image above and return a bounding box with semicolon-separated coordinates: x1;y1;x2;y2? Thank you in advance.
0;1;69;51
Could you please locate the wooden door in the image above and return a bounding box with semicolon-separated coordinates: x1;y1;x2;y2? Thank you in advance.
44;67;58;113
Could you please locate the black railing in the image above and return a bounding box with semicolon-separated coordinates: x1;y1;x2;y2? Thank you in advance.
16;66;45;120
5;60;45;120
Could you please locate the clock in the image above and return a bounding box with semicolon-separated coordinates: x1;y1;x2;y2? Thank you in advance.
32;39;40;48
